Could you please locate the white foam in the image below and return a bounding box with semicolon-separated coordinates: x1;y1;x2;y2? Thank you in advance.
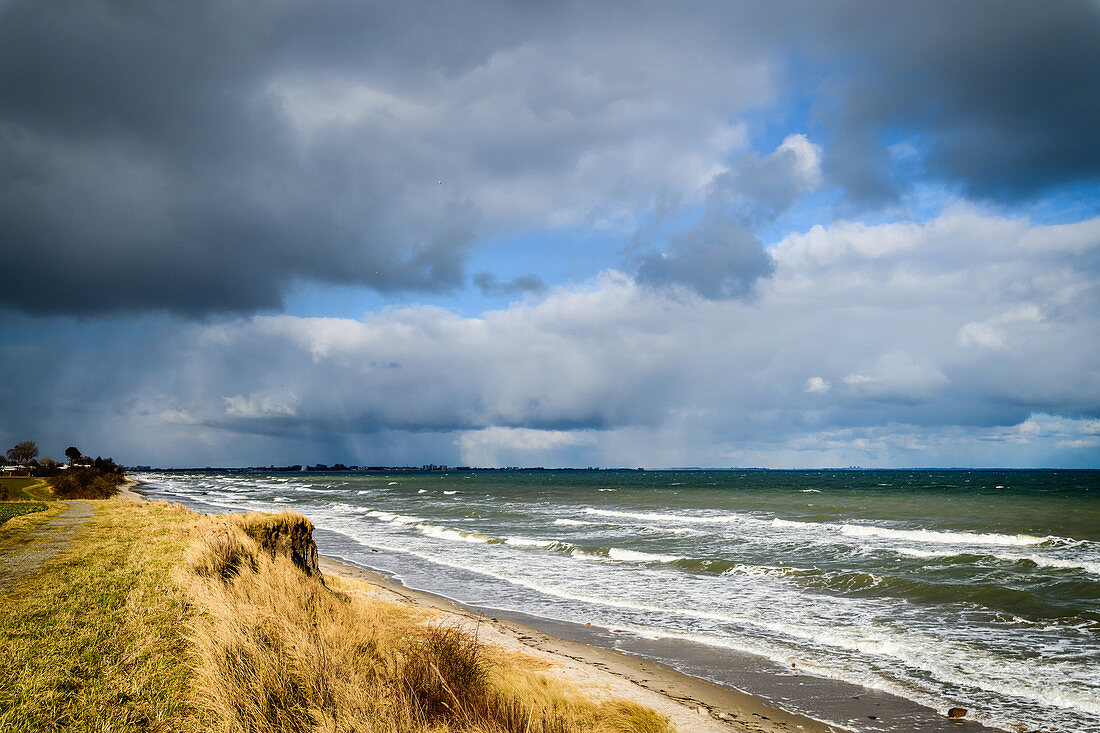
892;545;1100;576
608;548;681;563
659;527;701;536
388;481;398;485
1016;553;1100;576
365;510;423;525
443;490;458;495
799;489;821;493
721;563;802;578
416;524;495;544
553;518;600;526
840;524;1052;547
418;489;427;494
607;548;682;563
503;536;554;548
771;518;805;528
895;547;957;559
584;507;741;525
272;497;292;503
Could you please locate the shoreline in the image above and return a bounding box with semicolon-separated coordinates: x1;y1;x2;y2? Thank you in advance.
320;551;999;733
128;479;999;733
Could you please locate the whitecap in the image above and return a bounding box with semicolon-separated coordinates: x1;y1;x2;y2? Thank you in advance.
365;510;423;525
840;524;1053;547
584;507;741;525
1015;553;1100;575
417;524;495;544
771;518;807;528
563;546;683;564
606;548;682;563
503;536;554;548
721;563;806;578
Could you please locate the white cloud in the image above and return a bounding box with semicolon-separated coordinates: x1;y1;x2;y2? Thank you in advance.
957;305;1045;350
456;427;597;467
805;377;831;393
774;133;823;190
841;351;949;402
223;392;300;419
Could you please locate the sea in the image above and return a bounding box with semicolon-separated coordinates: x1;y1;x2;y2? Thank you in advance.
137;469;1099;732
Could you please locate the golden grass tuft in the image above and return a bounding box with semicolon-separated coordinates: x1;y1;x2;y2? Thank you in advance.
180;512;673;733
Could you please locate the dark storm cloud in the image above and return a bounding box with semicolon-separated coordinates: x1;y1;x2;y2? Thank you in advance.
472;272;547;297
807;0;1100;203
1;1;1097;318
0;0;493;316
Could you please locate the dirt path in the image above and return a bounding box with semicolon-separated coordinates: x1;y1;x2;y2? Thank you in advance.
0;501;93;595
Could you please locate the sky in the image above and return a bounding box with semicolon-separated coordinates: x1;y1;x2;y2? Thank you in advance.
2;0;1099;469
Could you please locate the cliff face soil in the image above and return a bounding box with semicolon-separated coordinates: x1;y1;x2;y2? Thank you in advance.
239;512;321;578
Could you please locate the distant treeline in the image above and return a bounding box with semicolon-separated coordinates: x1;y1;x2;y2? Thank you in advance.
141;465;649;473
2;440;126;499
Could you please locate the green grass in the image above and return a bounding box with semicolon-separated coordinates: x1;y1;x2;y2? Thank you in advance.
0;477;47;501
0;502;47;526
0;499;202;733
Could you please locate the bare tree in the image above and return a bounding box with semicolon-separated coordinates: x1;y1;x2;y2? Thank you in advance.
6;441;39;466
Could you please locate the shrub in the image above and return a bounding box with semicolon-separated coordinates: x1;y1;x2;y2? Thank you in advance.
49;467;125;499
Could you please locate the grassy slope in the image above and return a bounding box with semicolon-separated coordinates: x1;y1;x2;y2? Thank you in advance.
0;499;672;733
0;499;199;733
0;477;52;501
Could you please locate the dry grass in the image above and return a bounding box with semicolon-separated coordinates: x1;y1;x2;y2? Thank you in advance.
181;512;673;733
0;501;671;733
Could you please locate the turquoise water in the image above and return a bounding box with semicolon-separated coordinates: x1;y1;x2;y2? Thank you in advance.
141;469;1100;732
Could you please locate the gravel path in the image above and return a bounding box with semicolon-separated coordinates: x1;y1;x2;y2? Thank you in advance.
0;501;93;595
